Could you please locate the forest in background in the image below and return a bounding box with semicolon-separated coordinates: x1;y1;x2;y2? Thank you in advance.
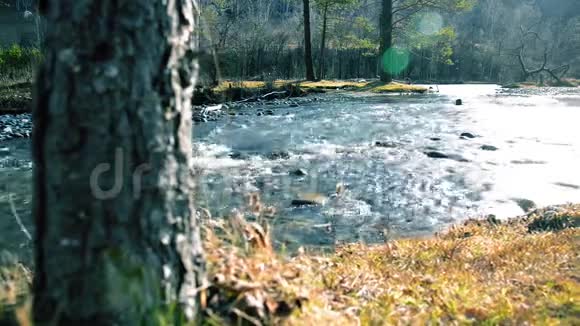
199;0;580;84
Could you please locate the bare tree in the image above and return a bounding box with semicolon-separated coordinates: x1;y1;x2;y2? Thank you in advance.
33;0;204;324
514;25;570;83
380;0;393;82
303;0;316;80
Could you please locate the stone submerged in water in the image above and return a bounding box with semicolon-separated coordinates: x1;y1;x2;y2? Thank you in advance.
267;151;290;160
375;141;397;148
425;151;449;159
460;132;476;139
455;99;463;105
481;145;498;151
290;168;308;177
291;193;328;207
424;151;470;162
229;151;250;160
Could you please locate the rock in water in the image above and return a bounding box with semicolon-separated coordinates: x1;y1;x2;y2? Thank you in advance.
229;152;250;160
267;151;290;160
291;193;328;207
424;151;470;162
424;151;449;159
513;198;537;213
455;99;463;105
290;169;308;177
460;132;476;139
481;145;499;151
375;141;397;148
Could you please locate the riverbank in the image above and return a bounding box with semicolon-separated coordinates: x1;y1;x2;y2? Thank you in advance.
0;79;427;114
1;205;578;324
502;78;580;89
0;79;428;140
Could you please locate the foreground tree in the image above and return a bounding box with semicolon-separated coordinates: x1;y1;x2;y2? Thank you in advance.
303;0;316;80
33;0;204;324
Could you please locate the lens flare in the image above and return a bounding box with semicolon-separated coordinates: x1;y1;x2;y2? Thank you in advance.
381;47;410;75
418;12;443;35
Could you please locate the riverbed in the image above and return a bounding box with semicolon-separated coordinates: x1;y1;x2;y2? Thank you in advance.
1;85;580;253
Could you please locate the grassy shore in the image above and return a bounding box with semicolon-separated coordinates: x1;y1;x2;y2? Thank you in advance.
0;79;428;114
1;205;578;324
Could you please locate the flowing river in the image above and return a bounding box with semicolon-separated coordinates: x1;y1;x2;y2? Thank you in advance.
2;85;580;254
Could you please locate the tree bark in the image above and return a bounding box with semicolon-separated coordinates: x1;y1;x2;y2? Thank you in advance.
303;0;316;81
33;0;204;324
380;0;393;83
317;3;329;80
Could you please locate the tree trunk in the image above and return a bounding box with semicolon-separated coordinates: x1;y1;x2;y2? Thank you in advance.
303;0;316;81
317;3;329;80
33;1;204;324
380;0;393;83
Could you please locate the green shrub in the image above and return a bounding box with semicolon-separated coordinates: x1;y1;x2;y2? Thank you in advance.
0;44;42;83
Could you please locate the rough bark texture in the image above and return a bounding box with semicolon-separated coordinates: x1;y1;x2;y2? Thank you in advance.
380;0;393;83
303;0;316;81
33;0;204;324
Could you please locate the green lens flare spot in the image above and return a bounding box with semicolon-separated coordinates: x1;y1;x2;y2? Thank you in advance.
381;47;410;75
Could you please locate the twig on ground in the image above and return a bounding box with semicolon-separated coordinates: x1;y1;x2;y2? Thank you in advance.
9;194;32;242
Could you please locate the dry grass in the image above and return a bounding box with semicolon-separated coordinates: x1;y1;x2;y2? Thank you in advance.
201;204;579;325
1;204;578;325
297;80;369;90
212;80;428;94
369;82;428;94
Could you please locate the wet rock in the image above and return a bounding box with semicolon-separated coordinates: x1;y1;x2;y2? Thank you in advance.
291;193;328;207
430;137;441;141
554;182;580;190
455;99;463;105
229;152;250;160
0;113;33;141
290;168;308;177
513;198;537;213
424;151;470;162
375;141;397;148
424;151;449;159
481;145;498;151
460;132;476;139
267;151;290;160
265;109;275;116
